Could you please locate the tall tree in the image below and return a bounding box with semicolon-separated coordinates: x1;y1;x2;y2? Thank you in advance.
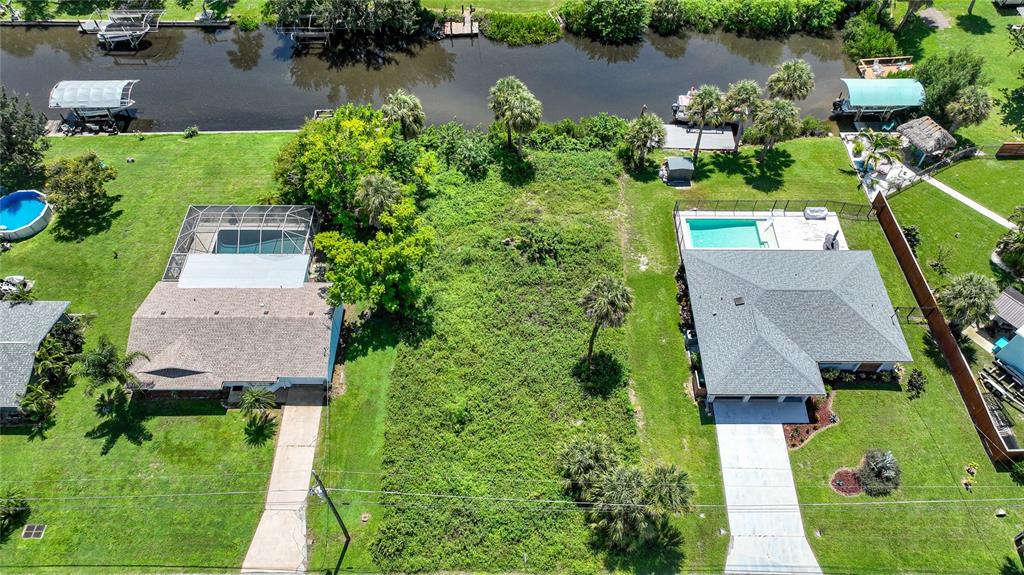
355;173;402;228
381;89;425;140
78;335;150;395
914;47;988;124
578;276;634;369
0;86;49;189
897;0;933;32
750;98;800;163
688;84;725;166
724;79;762;151
487;76;543;149
623;113;666;168
937;272;999;332
767;59;815;102
945;85;992;133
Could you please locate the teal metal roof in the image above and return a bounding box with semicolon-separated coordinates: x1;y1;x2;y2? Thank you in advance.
841;78;925;108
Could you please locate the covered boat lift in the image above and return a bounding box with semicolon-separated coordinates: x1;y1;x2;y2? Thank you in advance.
49;80;140;134
79;10;162;49
832;78;925;121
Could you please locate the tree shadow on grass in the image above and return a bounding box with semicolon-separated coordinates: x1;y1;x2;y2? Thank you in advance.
342;314;402;364
625;159;659;183
1000;85;1024;141
895;17;934;61
920;328;980;371
1000;556;1024;575
703;149;793;194
955;14;995;35
571;351;626;397
244;414;279;447
51;194;123;243
495;148;536;187
85;394;153;455
600;520;685;575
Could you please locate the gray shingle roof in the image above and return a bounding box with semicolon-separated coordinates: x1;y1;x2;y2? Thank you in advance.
682;250;912;397
995;287;1024;329
0;301;70;408
127;283;336;390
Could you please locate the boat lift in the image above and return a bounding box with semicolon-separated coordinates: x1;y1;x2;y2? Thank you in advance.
48;80;140;135
831;78;925;122
79;9;163;50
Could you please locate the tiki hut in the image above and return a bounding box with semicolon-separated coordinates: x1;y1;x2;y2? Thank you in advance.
897;116;955;166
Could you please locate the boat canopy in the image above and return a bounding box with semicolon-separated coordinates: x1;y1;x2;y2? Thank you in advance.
841;78;924;108
49;80;139;110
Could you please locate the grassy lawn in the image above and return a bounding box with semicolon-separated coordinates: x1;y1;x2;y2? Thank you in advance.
931;157;1024;219
897;0;1024;145
13;0;265;21
422;0;559;13
0;133;288;572
888;182;1021;291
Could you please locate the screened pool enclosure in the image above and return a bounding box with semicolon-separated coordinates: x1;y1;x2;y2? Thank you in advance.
163;205;316;281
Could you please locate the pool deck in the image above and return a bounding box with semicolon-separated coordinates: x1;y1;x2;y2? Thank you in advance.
675;211;848;252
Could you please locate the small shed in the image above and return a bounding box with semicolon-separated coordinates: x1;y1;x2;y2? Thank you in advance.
897;116;955;166
994;287;1024;331
661;156;694;185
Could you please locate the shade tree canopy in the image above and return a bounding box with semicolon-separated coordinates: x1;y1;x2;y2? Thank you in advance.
0;86;49;188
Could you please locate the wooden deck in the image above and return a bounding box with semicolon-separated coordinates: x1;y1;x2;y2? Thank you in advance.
857;56;913;79
444;6;478;37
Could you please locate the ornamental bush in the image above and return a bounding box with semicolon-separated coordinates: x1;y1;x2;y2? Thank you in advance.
481;12;562;46
857;448;902;496
561;0;650;44
842;11;898;62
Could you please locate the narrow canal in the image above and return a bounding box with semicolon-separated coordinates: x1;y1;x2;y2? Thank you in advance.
1;26;857;131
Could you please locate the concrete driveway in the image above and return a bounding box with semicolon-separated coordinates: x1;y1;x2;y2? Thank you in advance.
242;386;324;574
714;399;823;575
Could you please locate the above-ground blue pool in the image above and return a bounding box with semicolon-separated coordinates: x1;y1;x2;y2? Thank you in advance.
0;190;52;241
686;218;769;249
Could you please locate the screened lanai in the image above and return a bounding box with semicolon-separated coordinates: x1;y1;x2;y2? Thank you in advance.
163;205;317;283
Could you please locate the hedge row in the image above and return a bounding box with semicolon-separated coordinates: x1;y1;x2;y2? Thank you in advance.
651;0;846;36
480;12;563;46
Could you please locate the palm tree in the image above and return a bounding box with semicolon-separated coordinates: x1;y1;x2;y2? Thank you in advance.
239;385;276;422
78;335;149;395
999;227;1024;275
688;84;725;166
724;79;762;151
946;86;992;133
487;76;543;149
591;466;657;551
557;434;619;498
579;276;634;369
858;128;902;173
750;98;800;163
623;113;666;168
937;272;999;332
381;89;425;140
644;463;694;514
767;59;815;102
34;336;71;390
355;173;402;228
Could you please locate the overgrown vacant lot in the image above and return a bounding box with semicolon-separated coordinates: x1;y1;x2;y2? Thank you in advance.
0;134;285;572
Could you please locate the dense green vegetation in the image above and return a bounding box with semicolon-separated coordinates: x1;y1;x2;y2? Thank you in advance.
480;12;562;45
0;86;49;188
649;0;844;37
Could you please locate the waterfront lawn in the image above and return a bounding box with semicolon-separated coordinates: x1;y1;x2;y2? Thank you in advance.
0;133;287;573
421;0;559;13
793;218;1024;574
897;0;1024;145
13;0;265;21
931;157;1024;219
888;182;1021;291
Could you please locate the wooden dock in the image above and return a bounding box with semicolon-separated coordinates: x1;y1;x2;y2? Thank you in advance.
857;56;913;79
444;6;478;37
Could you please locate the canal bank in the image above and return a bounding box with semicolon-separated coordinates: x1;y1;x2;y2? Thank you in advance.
2;26;856;131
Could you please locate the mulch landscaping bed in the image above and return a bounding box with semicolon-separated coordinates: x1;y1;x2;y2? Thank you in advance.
785;394;837;449
830;467;864;496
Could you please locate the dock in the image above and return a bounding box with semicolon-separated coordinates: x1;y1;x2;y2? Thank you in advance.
663;124;736;152
444;6;478;37
857;56;913;79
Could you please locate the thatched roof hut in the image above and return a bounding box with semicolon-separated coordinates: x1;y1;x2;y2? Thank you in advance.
897;116;955;156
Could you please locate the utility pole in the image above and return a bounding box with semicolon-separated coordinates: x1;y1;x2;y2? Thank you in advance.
311;469;351;543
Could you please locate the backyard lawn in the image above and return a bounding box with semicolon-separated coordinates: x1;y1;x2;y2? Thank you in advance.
0;133;288;572
12;0;266;21
931;157;1024;219
888;182;1021;291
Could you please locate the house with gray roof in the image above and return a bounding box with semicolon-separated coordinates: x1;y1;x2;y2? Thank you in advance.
0;300;71;416
681;250;912;402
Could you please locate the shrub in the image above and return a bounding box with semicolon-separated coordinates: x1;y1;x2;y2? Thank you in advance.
420;121;493;180
561;0;650;44
516;224;563;263
799;115;831;137
839;370;856;384
580;113;629;149
678;0;725;33
650;0;684;35
183;125;199;138
857;448;901;496
821;368;840;382
842;11;898;62
721;0;797;36
236;12;260;31
902;225;921;254
906;368;927;399
795;0;844;33
999;227;1024;276
45;153;117;214
0;488;29;542
852;139;864;156
914;47;989;125
481;12;562;46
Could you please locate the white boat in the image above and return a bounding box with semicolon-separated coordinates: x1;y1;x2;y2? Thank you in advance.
671;87;696;123
79;10;161;49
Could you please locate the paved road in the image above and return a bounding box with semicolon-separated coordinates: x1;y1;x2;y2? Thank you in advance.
714;399;823;575
242;386;324;574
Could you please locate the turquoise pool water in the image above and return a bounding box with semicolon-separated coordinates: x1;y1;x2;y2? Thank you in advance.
215;229;304;254
687;218;765;248
0;192;47;230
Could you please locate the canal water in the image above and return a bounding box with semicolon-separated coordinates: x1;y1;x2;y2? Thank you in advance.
1;26;857;131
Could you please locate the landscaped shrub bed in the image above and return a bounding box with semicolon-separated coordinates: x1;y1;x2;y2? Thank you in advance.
480;12;563;46
784;394;836;449
830;467;863;496
369;152;642;572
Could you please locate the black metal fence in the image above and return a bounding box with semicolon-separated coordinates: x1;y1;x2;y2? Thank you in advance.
673;199;877;220
892;305;939;325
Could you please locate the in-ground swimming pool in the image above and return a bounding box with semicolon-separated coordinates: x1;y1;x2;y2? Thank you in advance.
686;218;770;249
214;228;305;254
0;190;52;241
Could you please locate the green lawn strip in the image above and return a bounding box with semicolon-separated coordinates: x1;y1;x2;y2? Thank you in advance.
2;133;291;347
307;317;398;573
931;157;1024;219
12;0;265;21
0;133;288;572
422;0;560;14
898;0;1024;145
888;182;1021;291
794;218;1024;574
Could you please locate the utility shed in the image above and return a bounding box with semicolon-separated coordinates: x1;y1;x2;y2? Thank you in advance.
661;156;694;185
897;116;955;165
681;250;912;401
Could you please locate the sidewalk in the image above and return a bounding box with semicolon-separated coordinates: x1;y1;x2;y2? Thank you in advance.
242;386;324;574
920;175;1014;230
